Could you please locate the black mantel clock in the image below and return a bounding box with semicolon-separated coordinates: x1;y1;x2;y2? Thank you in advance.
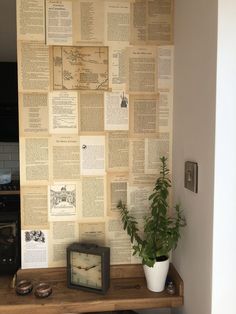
67;242;110;294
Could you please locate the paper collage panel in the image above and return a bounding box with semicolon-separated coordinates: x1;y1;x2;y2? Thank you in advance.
17;0;174;268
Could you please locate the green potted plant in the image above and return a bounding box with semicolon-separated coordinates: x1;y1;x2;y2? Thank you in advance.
117;156;186;292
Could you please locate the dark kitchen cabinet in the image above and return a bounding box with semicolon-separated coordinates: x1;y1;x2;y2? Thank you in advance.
0;62;18;142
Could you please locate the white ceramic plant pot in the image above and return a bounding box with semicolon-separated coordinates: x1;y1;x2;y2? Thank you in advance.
143;258;170;292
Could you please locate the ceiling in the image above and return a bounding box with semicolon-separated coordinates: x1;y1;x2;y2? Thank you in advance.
0;0;16;62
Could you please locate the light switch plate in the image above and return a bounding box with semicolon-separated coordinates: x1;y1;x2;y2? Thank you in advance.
184;161;198;193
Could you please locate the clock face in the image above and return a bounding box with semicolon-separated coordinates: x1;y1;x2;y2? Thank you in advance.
70;251;102;289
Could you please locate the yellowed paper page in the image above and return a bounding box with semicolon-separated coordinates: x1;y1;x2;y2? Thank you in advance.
109;45;127;91
19;93;49;136
106;218;131;264
128;185;152;219
129;94;159;137
79;222;106;246
144;132;170;174
49;91;78;134
51;135;80;180
158;46;174;90
73;0;104;45
130;0;173;45
107;172;128;216
46;0;73;45
79;92;104;133
21;229;48;269
48;220;78;267
81;176;105;218
129;138;156;185
104;1;130;45
20;137;49;185
21;186;49;230
104;92;129;130
17;0;45;41
158;89;172;132
127;184;150;264
18;41;50;92
128;46;158;93
80;136;106;175
129;173;157;186
48;182;78;221
129;137;144;173
107;131;129;172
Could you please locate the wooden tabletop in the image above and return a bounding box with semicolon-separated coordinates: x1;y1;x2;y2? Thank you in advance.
0;264;183;314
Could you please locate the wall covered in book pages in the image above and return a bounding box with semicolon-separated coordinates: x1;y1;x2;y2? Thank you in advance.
17;0;174;268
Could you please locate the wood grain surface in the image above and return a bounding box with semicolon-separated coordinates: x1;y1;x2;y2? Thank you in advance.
0;264;183;314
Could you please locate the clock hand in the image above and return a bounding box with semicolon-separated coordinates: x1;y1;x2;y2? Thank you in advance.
73;265;97;270
75;266;82;269
73;265;85;270
85;265;98;271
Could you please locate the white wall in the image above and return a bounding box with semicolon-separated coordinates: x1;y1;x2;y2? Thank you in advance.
211;1;236;313
172;0;218;313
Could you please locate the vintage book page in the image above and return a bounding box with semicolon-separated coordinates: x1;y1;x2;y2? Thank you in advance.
48;182;78;221
52;46;109;91
104;92;129;130
20;137;49;185
129;138;145;174
129;94;159;137
129;138;156;186
158;89;172;132
158;46;174;90
49;91;78;134
46;0;104;45
79;92;104;133
144;132;170;174
51;136;80;180
129;172;157;186
128;185;152;219
19;93;49;136
79;222;106;246
128;46;158;93
80;136;106;175
73;0;104;45
48;220;78;267
81;176;105;218
104;1;130;45
107;172;128;216
106;218;132;264
109;45;127;91
130;0;173;46
107;131;129;172
21;186;49;230
126;183;148;263
21;229;48;269
18;41;50;92
17;0;45;41
46;0;73;45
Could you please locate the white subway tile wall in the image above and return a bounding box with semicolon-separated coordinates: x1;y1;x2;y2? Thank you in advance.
0;142;19;180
